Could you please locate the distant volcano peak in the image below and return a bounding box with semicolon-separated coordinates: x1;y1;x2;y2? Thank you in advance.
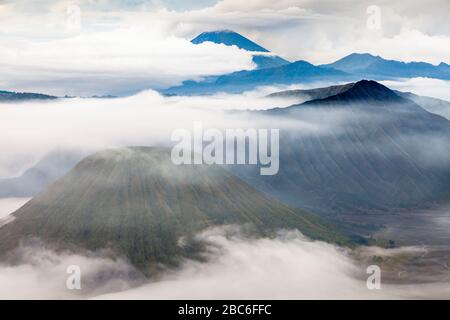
191;30;269;52
190;30;290;69
279;80;409;109
343;80;402;102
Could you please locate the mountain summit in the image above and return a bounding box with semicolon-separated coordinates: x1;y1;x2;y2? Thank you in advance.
270;80;413;107
191;30;289;70
191;30;269;52
307;80;404;104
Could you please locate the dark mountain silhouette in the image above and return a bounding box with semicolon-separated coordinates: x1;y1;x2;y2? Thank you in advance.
267;83;355;101
299;80;406;105
268;82;450;120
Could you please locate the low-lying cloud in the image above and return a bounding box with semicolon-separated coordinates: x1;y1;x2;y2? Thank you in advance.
0;89;302;177
0;244;139;299
95;228;450;300
381;78;450;102
1;227;448;299
97;228;370;299
1;85;448;179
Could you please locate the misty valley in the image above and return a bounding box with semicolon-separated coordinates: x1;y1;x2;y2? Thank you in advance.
1;77;449;299
1;1;450;301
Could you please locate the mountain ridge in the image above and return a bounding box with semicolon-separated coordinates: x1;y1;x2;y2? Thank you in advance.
0;90;57;102
321;53;450;79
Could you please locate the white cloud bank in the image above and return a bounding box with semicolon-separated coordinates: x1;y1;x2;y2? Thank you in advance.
0;89;299;177
1;0;450;95
381;78;450;102
97;229;450;300
1;228;448;299
0;25;255;96
0;245;138;299
0;79;448;178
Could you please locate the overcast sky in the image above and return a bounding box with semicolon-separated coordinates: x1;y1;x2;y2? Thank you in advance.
1;0;449;95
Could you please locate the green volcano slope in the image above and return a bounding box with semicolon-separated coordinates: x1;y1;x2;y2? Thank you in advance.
0;147;347;273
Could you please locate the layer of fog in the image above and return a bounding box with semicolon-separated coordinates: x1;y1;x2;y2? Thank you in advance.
0;89;317;178
95;228;450;300
381;78;450;102
1;82;449;178
0;227;449;299
0;244;139;299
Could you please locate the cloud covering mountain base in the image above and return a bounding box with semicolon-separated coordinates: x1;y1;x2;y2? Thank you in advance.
0;227;449;300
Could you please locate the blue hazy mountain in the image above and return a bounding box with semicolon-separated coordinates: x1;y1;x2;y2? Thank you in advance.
164;60;349;95
191;30;289;70
191;30;270;52
320;53;383;73
231;81;450;230
321;53;450;79
166;36;450;96
0;90;57;102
